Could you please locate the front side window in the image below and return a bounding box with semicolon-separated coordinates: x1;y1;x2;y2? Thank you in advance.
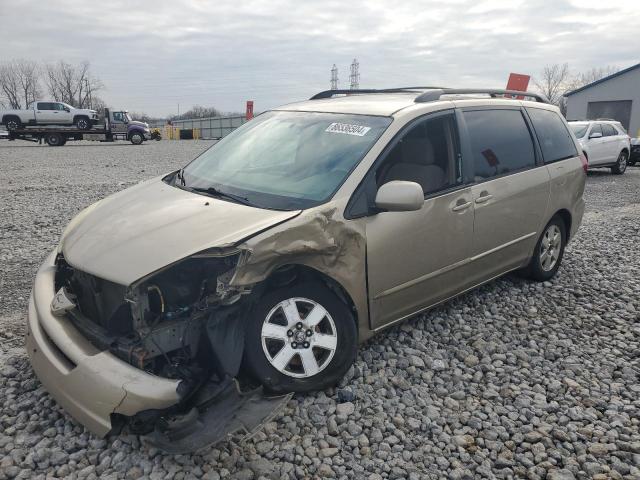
601;124;616;137
590;124;603;137
376;113;461;195
464;109;536;180
569;123;589;139
526;108;578;164
113;112;124;122
54;103;66;111
179;111;391;210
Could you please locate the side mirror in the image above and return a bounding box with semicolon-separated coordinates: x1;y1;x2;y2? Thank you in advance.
589;132;602;139
63;107;70;112
375;181;424;212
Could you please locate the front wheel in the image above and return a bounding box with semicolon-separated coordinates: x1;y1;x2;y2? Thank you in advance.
611;151;628;174
74;116;91;130
522;216;566;282
244;282;357;394
129;132;144;145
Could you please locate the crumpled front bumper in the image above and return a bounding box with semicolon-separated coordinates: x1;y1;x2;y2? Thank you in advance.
25;250;182;437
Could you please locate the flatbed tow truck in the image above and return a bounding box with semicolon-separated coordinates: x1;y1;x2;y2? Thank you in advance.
5;108;153;146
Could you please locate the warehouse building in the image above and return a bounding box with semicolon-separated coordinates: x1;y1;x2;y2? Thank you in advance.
565;62;640;137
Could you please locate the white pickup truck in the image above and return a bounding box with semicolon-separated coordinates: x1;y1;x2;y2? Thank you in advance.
1;101;99;131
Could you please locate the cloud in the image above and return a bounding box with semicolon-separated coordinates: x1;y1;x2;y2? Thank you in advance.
1;0;638;116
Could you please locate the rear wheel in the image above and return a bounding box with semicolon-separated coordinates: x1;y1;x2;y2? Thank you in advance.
45;133;64;146
522;216;566;282
74;116;91;130
611;151;628;174
244;282;357;394
4;116;22;131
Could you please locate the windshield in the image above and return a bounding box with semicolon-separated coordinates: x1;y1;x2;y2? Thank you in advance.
569;123;589;139
178;111;391;210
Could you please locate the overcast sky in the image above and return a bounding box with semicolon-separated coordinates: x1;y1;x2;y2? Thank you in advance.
1;0;638;117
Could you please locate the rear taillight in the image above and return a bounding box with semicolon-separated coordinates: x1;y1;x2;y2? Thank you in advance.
579;152;588;174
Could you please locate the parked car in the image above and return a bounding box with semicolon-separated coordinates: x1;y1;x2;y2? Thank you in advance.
568;120;631;174
1;101;98;131
26;88;586;447
629;138;640;166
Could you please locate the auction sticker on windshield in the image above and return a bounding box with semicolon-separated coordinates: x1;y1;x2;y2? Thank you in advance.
325;123;371;136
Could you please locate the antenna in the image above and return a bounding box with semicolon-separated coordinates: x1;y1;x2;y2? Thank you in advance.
330;64;338;90
349;58;360;90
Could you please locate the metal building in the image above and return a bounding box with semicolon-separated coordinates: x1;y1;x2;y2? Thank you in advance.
565;62;640;138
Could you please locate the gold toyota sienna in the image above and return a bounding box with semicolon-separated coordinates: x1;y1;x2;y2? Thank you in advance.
26;88;586;451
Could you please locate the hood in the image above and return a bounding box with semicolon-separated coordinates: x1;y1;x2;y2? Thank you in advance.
129;120;149;129
61;177;301;285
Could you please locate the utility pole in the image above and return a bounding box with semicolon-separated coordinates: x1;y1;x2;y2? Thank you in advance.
330;64;338;90
349;58;360;90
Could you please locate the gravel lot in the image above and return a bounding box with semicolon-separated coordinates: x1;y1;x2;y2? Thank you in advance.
1;140;639;480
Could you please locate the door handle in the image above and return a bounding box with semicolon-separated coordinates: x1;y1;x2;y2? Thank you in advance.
475;193;493;204
452;200;472;212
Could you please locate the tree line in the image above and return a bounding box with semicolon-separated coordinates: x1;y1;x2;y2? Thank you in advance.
0;59;104;111
533;63;619;114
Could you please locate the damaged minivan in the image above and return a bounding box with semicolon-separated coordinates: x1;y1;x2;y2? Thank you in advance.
26;87;585;451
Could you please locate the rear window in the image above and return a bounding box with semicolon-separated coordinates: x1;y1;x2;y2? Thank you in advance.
463;109;536;181
526;108;578;164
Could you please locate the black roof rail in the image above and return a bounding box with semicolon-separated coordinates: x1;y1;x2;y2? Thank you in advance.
415;88;549;104
310;87;444;100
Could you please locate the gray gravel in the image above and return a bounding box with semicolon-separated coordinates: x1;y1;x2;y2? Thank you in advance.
1;140;639;479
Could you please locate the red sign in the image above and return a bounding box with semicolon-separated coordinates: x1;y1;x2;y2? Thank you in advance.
246;100;254;120
506;73;530;99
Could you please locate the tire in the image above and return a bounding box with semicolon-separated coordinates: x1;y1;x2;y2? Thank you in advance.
129;132;144;145
74;116;91;130
244;281;357;394
45;133;64;147
523;216;566;282
4;116;22;131
611;150;628;174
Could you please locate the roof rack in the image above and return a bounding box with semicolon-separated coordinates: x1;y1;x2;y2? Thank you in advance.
309;87;444;100
414;88;549;103
309;87;550;104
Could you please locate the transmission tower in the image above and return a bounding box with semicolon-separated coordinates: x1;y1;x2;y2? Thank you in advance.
330;64;338;90
349;58;360;90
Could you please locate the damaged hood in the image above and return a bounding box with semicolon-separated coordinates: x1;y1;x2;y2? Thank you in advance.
61;177;301;285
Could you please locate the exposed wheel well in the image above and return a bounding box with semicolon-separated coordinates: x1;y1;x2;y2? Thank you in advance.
262;264;358;331
554;209;572;241
73;115;89;122
2;114;19;123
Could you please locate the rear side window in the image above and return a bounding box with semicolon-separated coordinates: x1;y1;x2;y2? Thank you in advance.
37;102;53;110
601;124;616;137
526;108;578;164
463;109;536;181
590;124;603;137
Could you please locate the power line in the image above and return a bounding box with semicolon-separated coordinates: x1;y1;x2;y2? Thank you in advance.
349;58;360;90
330;64;338;89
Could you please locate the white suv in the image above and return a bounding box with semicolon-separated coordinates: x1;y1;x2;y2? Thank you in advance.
568;120;631;174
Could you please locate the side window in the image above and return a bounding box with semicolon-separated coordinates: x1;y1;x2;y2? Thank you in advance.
590;124;603;137
463;109;536;180
526;108;578;164
376;113;461;195
37;102;52;110
113;112;123;122
602;124;616;137
55;103;67;111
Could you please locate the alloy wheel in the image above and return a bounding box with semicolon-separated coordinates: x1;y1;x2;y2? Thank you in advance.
540;224;561;271
617;152;627;173
261;297;337;378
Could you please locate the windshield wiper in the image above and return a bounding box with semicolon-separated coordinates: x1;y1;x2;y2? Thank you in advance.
188;186;255;207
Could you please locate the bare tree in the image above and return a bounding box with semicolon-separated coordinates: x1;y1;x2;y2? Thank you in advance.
169;105;221;121
533;63;570;106
0;59;42;109
566;65;619;91
44;60;104;108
